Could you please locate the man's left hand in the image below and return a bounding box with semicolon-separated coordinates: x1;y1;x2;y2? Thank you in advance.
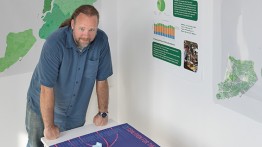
93;113;108;126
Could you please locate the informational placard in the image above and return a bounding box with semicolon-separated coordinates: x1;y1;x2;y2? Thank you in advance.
173;0;198;21
152;42;181;66
153;0;201;80
50;123;160;147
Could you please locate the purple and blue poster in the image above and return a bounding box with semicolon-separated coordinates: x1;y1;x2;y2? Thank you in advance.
50;123;160;147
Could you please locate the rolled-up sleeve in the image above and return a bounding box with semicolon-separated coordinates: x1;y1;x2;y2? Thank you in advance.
96;33;113;81
38;42;61;87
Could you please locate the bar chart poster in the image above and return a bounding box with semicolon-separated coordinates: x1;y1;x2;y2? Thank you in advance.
50;123;160;147
154;23;175;39
153;0;202;80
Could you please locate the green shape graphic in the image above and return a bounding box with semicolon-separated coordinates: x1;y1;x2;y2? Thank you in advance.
39;4;70;39
55;0;96;15
216;56;258;99
157;0;165;12
42;0;53;14
0;29;36;72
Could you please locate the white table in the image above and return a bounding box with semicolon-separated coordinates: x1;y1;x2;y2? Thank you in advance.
41;120;118;147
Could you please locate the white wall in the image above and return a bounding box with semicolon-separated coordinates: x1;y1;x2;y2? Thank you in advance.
0;73;31;147
117;0;262;147
1;0;262;147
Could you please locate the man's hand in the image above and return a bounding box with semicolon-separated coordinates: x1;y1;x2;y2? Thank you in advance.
93;113;108;126
44;125;60;140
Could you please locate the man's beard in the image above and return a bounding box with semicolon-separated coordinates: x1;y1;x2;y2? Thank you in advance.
76;38;90;50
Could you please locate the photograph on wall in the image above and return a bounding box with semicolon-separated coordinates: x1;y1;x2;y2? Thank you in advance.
183;40;198;72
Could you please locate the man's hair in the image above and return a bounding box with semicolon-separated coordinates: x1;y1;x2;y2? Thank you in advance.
59;5;99;28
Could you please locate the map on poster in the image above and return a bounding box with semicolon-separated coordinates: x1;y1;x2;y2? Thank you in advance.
152;0;201;80
49;123;160;147
215;1;262;100
213;0;262;123
0;0;97;77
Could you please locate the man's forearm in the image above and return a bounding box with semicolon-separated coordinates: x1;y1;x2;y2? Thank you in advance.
40;85;55;128
40;85;60;140
96;80;109;112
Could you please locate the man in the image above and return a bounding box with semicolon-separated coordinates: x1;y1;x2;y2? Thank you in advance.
25;5;113;147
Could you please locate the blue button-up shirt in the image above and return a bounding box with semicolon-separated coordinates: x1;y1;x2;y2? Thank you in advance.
27;26;113;130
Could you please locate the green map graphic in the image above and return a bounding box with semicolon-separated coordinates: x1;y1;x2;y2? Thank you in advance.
0;0;96;73
0;30;36;72
216;56;258;99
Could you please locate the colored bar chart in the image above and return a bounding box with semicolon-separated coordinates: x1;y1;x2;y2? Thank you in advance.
154;23;175;39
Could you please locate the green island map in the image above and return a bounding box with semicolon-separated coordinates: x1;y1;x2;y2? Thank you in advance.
0;0;96;73
216;56;258;99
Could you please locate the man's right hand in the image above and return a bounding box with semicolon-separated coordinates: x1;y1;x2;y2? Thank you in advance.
44;125;60;140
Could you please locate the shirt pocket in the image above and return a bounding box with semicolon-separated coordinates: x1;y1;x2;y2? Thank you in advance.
84;59;99;78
